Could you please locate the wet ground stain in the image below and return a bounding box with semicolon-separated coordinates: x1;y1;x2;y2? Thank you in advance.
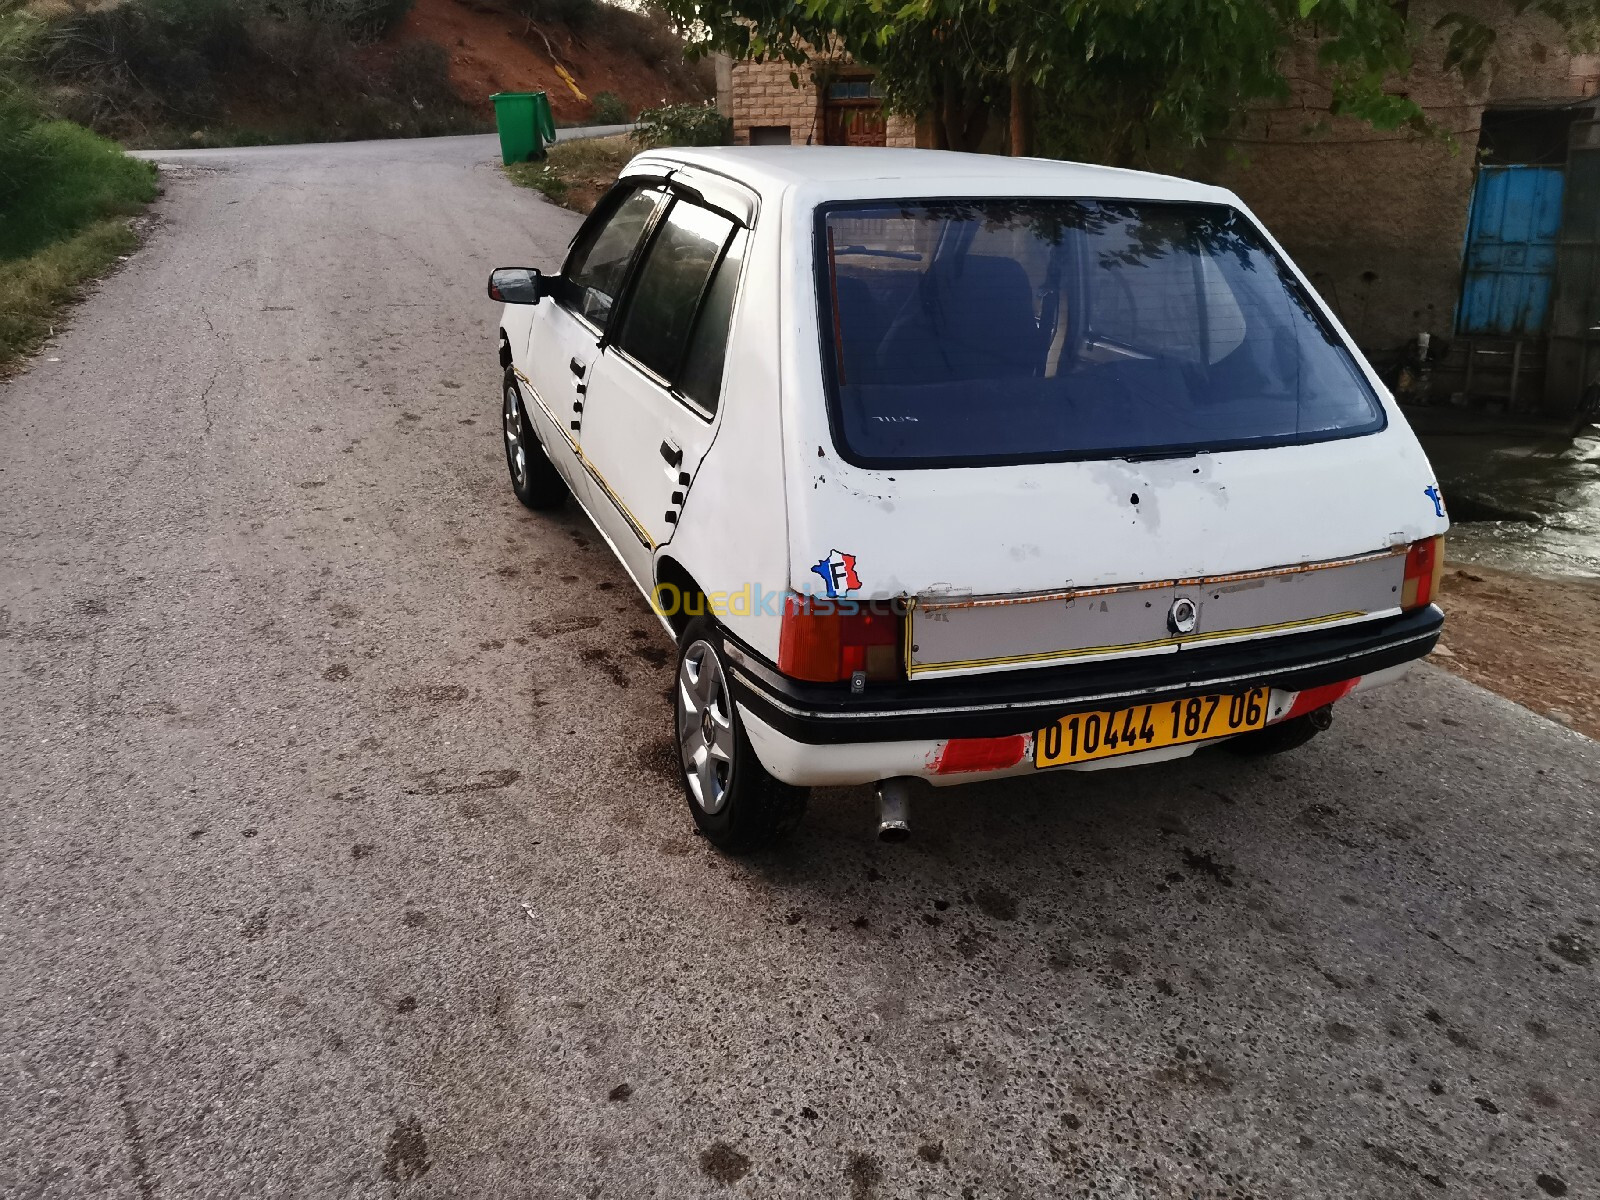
1181;848;1235;887
380;1118;431;1186
971;886;1018;921
699;1141;750;1185
846;1151;882;1200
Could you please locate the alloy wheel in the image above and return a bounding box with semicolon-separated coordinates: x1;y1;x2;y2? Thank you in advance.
677;639;734;814
503;384;527;490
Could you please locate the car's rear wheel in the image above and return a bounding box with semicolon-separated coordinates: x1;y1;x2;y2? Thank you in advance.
502;369;566;510
675;618;807;853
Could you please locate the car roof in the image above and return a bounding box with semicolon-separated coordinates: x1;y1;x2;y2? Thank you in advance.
625;146;1241;208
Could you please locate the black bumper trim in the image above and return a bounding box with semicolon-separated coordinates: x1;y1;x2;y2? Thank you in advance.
725;607;1443;745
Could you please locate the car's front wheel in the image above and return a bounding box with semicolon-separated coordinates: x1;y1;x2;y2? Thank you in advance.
502;369;566;510
675;618;807;853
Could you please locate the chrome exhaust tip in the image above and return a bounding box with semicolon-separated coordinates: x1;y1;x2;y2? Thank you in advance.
876;777;914;843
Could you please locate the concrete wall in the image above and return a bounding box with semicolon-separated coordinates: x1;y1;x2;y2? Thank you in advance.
1198;2;1598;352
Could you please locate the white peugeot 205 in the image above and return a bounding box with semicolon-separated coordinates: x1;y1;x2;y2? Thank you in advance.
489;147;1448;853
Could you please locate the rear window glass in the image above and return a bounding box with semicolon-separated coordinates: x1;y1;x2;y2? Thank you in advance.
818;199;1385;466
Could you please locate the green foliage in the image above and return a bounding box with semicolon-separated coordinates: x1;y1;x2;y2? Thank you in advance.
0;112;157;261
632;101;729;148
590;90;628;124
657;0;1600;161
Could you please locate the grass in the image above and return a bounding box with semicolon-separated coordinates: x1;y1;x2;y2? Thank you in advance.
504;134;635;213
0;216;141;374
0;116;158;372
2;119;158;259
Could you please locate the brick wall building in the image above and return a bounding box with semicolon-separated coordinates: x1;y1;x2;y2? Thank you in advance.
718;9;1600;410
717;54;917;149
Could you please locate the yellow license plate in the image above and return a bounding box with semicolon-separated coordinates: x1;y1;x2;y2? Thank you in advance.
1035;687;1271;768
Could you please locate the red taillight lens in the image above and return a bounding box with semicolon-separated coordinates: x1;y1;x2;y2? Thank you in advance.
777;594;903;683
1401;536;1445;610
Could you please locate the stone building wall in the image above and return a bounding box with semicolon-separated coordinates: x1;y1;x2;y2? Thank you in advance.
1198;2;1598;352
722;56;916;148
718;10;1597;356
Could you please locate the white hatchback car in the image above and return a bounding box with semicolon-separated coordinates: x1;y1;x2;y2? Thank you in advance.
490;147;1448;852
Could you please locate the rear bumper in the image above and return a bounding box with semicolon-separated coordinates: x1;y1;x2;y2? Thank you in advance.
724;605;1443;746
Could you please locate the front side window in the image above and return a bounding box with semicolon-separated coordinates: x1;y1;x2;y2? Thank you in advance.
614;200;736;385
818;199;1385;466
563;185;662;331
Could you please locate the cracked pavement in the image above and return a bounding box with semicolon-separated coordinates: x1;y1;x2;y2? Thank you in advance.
2;132;1598;1199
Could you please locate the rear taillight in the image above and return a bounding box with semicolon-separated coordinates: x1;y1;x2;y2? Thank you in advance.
777;594;903;683
1401;536;1445;610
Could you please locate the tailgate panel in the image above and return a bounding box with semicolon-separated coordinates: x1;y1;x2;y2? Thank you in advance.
908;549;1407;679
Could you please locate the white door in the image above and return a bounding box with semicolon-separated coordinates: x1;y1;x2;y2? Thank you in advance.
521;182;667;501
577;198;748;587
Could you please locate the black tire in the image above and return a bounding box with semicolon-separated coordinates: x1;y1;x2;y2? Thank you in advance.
674;618;807;853
1223;712;1325;757
502;369;567;510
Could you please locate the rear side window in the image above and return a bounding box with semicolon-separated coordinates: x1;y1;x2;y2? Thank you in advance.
817;199;1385;467
678;230;747;414
614;200;736;386
564;185;662;331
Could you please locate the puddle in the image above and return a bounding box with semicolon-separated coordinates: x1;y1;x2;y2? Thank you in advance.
1417;425;1600;579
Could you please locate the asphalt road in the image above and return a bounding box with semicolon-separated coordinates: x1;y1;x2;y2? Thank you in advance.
3;132;1598;1200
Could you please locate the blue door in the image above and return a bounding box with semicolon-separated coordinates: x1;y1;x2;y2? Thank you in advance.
1457;165;1565;336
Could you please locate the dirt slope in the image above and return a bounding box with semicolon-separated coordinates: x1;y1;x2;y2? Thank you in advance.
398;0;706;124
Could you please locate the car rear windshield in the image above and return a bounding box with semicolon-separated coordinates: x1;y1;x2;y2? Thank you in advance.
817;199;1385;467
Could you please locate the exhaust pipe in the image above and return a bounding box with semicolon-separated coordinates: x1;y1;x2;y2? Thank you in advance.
876;777;915;843
1309;704;1335;732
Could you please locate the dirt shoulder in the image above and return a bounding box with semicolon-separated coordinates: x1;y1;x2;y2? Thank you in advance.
1434;562;1600;740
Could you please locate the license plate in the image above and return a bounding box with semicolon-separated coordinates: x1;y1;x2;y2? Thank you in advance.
1035;687;1271;768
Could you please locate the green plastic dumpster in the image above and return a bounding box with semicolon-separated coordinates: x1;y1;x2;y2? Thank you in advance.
491;91;557;165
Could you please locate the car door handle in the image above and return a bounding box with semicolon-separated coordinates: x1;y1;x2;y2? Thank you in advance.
659;441;683;468
569;357;586;378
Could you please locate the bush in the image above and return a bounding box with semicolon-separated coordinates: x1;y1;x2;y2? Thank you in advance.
302;0;417;42
34;0;480;145
632;101;729;149
0;115;156;261
590;90;627;124
507;0;599;31
41;0;254;129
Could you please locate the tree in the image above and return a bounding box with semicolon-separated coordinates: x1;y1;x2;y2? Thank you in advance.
658;0;1600;162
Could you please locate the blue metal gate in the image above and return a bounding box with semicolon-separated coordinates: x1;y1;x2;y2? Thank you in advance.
1457;164;1566;336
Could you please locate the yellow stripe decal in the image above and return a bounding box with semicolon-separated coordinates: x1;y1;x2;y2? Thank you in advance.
515;371;655;551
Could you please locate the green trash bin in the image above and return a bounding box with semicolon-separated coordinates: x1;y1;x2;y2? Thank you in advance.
491;91;557;165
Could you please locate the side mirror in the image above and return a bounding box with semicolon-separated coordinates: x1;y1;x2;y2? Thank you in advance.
488;267;545;305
